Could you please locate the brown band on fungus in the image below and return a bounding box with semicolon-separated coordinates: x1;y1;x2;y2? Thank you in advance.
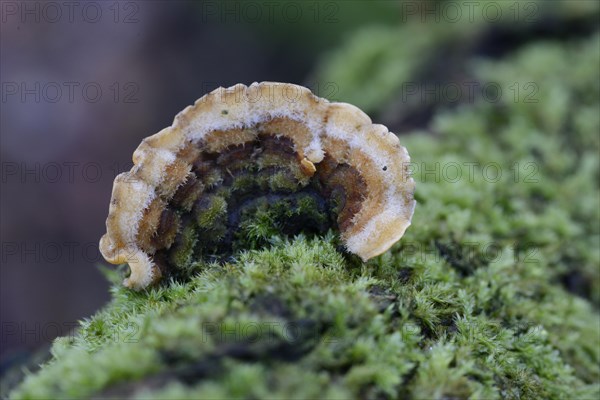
150;208;180;250
316;156;367;232
135;198;164;253
170;174;204;212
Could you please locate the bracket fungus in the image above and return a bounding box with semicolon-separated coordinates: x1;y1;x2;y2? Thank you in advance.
100;82;416;289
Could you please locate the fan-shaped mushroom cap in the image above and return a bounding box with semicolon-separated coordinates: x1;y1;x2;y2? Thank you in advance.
100;82;415;289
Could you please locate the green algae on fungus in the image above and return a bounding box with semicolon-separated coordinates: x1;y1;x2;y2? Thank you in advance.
99;82;416;290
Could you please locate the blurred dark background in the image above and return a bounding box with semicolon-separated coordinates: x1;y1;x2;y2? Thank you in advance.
1;0;598;376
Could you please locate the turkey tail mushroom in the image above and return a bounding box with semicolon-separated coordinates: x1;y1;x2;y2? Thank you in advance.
99;82;416;290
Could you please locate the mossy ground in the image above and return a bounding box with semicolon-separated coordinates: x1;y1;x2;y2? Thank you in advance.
8;4;600;399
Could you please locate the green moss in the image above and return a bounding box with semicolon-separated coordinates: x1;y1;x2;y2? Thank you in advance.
256;152;290;169
230;173;257;194
168;224;198;271
314;0;599;115
235;198;281;249
201;169;223;190
195;195;227;230
8;17;600;400
234;194;330;252
268;170;300;192
296;194;328;225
